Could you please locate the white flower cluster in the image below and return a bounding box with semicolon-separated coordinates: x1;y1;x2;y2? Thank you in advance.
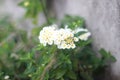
38;24;91;49
4;75;9;80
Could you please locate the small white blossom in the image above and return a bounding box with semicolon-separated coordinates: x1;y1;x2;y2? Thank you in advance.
42;64;45;66
4;75;9;80
54;28;73;44
74;37;79;42
73;28;88;34
54;28;76;49
38;25;57;46
79;32;91;41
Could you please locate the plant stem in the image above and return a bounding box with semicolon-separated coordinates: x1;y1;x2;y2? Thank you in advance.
0;59;7;69
40;52;57;80
39;0;50;24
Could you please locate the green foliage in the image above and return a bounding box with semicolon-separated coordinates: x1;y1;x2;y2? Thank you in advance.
22;16;116;80
19;0;47;24
0;16;37;80
99;48;116;66
0;0;116;79
19;0;44;18
60;15;85;29
0;16;14;42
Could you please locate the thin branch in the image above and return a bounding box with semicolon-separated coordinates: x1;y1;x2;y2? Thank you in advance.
0;59;7;69
39;0;50;24
40;52;57;80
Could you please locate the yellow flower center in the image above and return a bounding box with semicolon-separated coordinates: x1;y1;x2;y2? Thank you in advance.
65;37;74;44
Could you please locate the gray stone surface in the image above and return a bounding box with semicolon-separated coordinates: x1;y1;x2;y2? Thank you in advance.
52;0;120;80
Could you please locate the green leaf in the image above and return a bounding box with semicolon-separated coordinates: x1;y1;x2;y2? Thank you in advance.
19;0;43;19
77;38;92;47
66;70;77;80
60;15;85;29
80;72;93;80
74;31;87;37
99;48;116;66
55;68;66;79
99;49;108;57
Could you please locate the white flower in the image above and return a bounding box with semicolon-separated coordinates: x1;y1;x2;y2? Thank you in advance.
73;27;91;41
38;24;91;49
73;28;88;34
54;28;73;44
42;64;45;66
79;32;91;41
38;25;57;46
58;41;76;49
74;37;79;42
4;75;9;80
54;28;76;49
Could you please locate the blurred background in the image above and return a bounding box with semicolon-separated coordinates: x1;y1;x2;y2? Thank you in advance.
0;0;48;79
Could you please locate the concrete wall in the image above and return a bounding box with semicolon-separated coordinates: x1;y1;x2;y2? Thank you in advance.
52;0;120;80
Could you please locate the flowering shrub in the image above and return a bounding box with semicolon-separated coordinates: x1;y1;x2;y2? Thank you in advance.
22;16;116;80
0;15;115;80
38;25;91;49
0;0;115;80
